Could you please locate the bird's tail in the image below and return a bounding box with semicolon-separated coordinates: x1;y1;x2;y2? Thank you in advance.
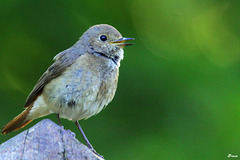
2;105;33;134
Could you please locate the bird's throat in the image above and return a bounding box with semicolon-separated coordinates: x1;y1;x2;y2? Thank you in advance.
94;52;118;65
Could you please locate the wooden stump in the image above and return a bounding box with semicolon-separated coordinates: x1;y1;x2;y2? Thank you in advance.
0;119;103;160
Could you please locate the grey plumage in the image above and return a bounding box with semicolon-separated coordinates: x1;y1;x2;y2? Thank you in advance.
2;24;134;158
2;24;134;141
24;24;123;109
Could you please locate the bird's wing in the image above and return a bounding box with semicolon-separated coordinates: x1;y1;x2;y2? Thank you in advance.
24;47;82;108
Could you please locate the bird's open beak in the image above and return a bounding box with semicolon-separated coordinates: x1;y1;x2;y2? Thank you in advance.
110;37;135;46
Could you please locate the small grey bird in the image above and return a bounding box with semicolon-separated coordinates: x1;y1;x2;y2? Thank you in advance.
2;24;134;157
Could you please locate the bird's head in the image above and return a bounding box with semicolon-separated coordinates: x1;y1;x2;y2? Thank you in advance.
78;24;134;65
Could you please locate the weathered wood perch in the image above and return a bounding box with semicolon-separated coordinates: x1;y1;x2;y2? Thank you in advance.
0;119;103;160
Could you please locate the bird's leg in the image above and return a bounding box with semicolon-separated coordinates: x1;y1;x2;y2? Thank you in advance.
56;114;62;126
75;121;104;159
75;121;92;149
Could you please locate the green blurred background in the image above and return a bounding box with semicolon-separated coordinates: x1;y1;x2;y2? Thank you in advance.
1;0;240;159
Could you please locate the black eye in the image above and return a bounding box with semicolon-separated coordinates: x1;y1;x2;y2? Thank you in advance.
100;35;107;41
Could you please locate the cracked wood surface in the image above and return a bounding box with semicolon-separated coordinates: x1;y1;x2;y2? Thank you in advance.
0;119;102;160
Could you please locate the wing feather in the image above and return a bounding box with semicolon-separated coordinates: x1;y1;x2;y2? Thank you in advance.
24;47;83;108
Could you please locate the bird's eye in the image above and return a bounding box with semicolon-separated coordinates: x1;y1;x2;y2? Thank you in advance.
100;35;107;41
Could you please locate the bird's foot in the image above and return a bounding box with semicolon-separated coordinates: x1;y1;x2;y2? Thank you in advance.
90;148;104;159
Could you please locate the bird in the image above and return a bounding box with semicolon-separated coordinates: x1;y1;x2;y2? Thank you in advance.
2;24;134;157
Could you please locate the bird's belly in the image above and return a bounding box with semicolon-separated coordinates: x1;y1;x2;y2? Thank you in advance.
57;96;109;121
42;64;118;121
